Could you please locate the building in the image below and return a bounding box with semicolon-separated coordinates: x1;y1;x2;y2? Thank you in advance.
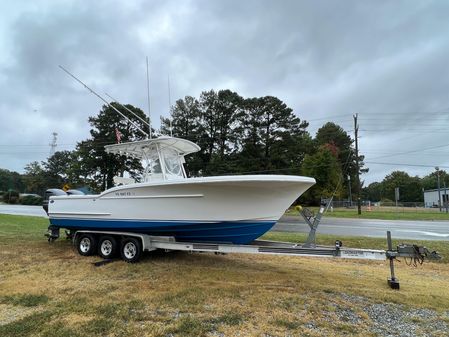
424;188;449;208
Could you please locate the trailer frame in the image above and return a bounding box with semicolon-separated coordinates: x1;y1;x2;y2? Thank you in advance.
69;228;439;290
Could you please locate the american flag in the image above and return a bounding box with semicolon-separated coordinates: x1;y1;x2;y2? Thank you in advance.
115;128;123;143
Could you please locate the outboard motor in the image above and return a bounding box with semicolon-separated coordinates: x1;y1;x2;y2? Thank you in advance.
43;188;68;242
66;189;85;196
42;188;67;215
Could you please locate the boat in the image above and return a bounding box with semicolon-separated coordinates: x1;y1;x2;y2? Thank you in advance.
47;136;315;244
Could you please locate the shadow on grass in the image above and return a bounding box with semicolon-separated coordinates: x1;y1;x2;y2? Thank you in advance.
0;294;49;307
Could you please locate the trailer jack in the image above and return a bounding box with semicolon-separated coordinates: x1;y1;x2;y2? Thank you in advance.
385;231;440;289
298;205;441;289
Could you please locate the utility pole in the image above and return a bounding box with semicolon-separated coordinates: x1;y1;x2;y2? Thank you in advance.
49;132;58;157
347;174;353;207
354;113;361;215
436;167;442;212
444;181;448;214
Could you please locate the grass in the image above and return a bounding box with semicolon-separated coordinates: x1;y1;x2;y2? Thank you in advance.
0;294;49;307
286;205;449;221
0;214;448;336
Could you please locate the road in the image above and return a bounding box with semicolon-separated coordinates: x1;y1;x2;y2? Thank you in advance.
1;204;449;240
275;215;449;241
0;204;47;217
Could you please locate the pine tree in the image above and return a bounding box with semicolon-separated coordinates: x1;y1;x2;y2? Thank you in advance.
76;103;151;191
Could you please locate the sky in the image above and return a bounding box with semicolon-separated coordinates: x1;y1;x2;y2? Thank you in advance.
0;0;448;184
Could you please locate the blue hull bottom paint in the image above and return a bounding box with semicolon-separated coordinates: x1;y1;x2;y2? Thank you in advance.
49;218;276;244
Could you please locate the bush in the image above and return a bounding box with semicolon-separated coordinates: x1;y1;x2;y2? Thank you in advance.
20;195;43;205
3;190;19;204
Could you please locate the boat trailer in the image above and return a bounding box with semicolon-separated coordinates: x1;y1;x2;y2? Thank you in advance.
47;203;441;290
67;226;440;290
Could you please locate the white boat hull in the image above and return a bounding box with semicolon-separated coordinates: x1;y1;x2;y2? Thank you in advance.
48;175;315;244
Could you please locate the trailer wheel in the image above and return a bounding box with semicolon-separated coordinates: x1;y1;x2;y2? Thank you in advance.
98;236;118;259
120;237;142;263
76;234;97;256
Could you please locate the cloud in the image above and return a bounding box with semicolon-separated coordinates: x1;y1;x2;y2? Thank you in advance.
0;0;449;184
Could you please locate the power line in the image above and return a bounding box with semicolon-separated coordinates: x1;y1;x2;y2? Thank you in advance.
305;113;353;122
364;151;449;156
362;129;449;133
369;142;449;161
366;161;449;169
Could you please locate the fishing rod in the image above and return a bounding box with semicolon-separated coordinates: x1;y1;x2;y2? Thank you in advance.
58;65;149;138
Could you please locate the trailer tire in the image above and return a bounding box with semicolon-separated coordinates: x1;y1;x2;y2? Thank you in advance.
98;236;118;259
120;237;142;263
76;233;97;256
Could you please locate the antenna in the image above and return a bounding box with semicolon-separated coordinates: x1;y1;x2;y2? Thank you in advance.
105;93;150;127
58;65;149;138
146;57;152;139
167;74;173;137
49;132;58;157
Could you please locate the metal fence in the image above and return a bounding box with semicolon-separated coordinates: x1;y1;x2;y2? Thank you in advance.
322;199;449;213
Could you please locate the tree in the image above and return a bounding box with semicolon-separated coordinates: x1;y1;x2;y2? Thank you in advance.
42;150;90;189
205;90;244;174
315;122;368;199
161;95;205;176
421;170;449;191
162;91;311;177
301;146;343;204
160;95;201;143
362;182;384;201
0;169;25;192
3;190;19;204
22;161;57;195
194;90;244;175
236;96;311;175
382;171;423;202
76;103;152;191
44;151;73;180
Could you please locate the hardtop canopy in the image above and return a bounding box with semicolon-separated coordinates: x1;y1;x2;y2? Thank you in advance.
104;136;200;159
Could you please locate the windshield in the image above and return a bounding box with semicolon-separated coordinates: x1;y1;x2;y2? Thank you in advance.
143;147;163;181
149;157;162;174
162;148;184;179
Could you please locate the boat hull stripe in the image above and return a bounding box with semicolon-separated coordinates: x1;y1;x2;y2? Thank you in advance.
49;218;276;244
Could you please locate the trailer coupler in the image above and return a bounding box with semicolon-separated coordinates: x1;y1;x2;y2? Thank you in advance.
385;231;441;289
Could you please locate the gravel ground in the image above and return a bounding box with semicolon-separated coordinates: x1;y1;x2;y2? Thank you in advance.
297;293;448;336
1;293;448;336
338;294;448;337
364;304;448;337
